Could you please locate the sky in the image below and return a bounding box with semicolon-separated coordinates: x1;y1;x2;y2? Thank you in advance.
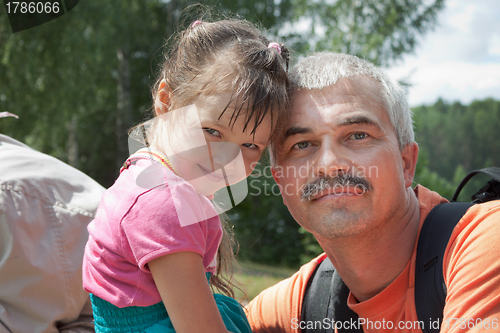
386;0;500;107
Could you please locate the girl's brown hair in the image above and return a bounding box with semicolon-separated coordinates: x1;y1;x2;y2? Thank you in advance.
149;18;289;297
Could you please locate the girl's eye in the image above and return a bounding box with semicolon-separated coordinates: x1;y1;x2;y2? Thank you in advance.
350;132;368;140
293;141;310;149
242;143;257;149
204;128;221;137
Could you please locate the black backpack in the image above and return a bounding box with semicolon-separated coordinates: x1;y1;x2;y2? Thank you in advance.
302;167;500;333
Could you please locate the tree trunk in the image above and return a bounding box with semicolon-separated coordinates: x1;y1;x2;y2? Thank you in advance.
67;114;79;168
116;47;133;169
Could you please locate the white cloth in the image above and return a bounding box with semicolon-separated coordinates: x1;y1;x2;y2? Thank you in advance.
0;134;105;333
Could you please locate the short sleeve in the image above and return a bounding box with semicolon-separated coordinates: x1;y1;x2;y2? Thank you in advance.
119;182;212;272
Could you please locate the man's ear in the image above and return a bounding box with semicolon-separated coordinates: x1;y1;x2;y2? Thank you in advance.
271;166;287;206
155;79;171;116
401;142;419;188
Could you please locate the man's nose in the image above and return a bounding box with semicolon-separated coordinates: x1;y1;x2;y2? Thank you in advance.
312;141;351;177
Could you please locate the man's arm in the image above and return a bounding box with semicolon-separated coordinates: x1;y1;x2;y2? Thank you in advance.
442;201;500;332
247;254;327;333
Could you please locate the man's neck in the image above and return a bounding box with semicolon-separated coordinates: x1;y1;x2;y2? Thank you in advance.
317;187;421;302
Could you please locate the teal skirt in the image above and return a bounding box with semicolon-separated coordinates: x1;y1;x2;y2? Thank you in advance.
89;274;251;333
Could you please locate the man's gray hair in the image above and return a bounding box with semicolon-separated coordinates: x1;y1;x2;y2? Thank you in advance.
289;52;414;149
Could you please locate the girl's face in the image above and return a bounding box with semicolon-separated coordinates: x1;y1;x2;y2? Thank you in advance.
163;92;272;197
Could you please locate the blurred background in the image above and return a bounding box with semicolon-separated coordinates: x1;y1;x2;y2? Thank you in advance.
1;0;499;300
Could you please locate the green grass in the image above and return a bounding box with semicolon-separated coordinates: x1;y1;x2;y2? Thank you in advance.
231;261;298;304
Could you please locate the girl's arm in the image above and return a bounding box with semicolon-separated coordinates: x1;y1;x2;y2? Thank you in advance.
148;251;231;333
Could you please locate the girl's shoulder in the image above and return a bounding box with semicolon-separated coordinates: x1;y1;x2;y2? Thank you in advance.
107;158;179;204
107;158;218;227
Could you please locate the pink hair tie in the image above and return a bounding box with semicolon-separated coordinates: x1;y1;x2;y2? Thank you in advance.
268;42;281;54
191;20;202;28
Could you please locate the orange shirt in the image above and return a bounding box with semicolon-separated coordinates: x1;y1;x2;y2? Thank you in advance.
247;185;500;332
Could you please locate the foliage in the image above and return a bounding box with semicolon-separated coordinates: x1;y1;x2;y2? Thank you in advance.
230;160;306;267
284;0;445;66
233;261;297;303
413;98;500;200
0;0;173;185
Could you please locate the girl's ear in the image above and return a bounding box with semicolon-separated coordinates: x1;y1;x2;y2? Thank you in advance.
155;79;171;116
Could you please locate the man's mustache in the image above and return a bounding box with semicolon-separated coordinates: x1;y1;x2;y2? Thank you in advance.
300;174;372;201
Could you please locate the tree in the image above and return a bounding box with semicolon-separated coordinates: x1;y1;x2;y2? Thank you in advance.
285;0;445;66
412;98;500;201
1;0;175;185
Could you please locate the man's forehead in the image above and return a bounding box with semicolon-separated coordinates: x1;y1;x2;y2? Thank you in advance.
293;76;379;105
290;77;384;118
278;78;387;141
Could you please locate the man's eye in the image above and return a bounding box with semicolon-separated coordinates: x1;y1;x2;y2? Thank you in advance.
350;132;367;140
293;141;310;149
204;128;221;137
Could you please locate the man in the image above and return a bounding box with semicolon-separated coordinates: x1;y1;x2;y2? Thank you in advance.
246;53;500;332
0;131;105;333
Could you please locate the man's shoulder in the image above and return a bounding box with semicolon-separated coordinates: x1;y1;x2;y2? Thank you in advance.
468;198;500;213
455;199;500;234
0;134;105;212
442;199;500;322
247;253;328;333
0;133;30;149
442;198;500;284
414;184;449;213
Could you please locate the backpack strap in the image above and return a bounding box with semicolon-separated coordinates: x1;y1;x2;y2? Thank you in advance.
415;202;473;333
302;257;362;333
452;167;500;202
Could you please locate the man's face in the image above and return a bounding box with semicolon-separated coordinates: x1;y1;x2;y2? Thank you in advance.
272;78;417;239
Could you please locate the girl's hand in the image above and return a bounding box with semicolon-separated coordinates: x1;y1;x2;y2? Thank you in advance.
148;251;231;333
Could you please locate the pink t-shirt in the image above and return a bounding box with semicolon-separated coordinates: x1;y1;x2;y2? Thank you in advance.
82;159;222;308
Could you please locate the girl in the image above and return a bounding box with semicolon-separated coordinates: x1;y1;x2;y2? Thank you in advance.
82;18;289;333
